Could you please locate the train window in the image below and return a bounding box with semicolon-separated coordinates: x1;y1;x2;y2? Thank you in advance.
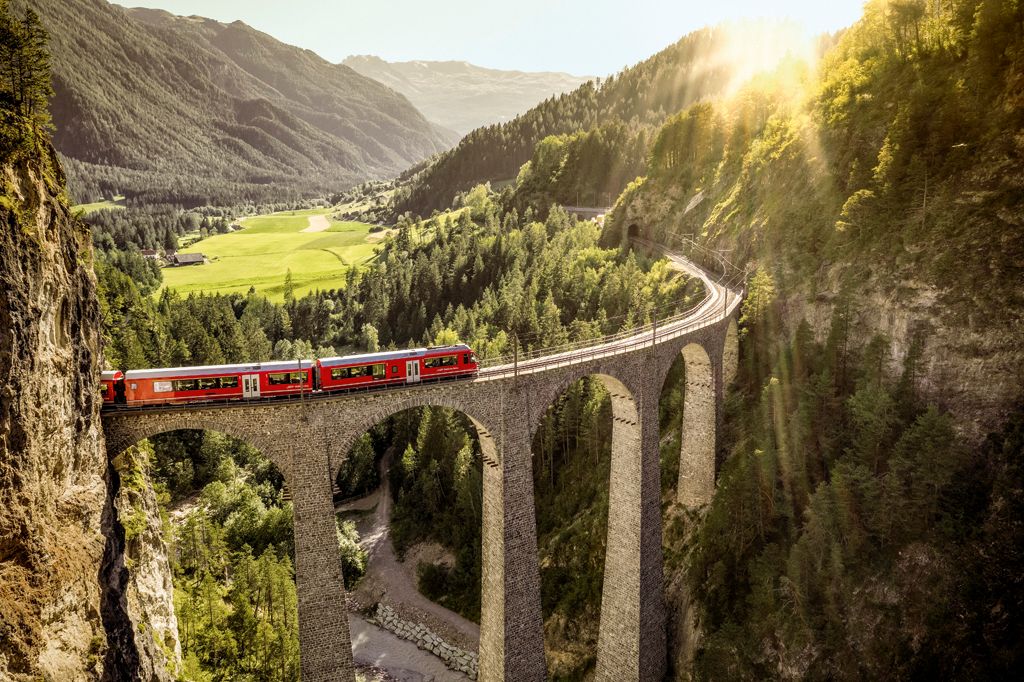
198;378;219;390
392;365;399;374
463;353;470;364
372;364;385;379
332;366;366;380
172;379;199;392
221;376;239;389
99;385;108;397
424;355;458;368
268;372;305;385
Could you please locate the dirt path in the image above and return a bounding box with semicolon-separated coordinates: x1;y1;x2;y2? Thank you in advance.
301;214;331;233
350;614;467;681
341;449;481;651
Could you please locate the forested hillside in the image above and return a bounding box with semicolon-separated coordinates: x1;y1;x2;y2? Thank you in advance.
24;0;456;207
392;22;814;217
596;0;1024;678
606;0;1023;436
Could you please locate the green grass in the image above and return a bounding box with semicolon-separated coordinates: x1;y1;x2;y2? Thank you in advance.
74;195;126;215
160;208;380;301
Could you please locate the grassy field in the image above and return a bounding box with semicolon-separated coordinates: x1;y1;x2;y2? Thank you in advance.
161;208;379;301
74;195;126;214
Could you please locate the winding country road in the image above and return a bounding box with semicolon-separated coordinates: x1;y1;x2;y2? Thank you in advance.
301;214;332;233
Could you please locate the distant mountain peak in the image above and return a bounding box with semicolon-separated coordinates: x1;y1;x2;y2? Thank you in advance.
343;55;592;134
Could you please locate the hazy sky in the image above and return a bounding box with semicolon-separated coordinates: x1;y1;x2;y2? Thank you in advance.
112;0;865;75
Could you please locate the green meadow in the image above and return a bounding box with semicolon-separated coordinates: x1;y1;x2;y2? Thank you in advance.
74;195;126;215
161;208;380;301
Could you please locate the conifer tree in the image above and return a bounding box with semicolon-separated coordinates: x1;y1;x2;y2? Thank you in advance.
0;2;52;128
20;8;51;124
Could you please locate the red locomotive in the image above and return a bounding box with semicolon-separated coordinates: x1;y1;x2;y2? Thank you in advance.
101;345;478;408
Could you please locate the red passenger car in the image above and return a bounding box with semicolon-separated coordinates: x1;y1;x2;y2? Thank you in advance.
121;360;313;407
101;370;123;405
317;344;478;392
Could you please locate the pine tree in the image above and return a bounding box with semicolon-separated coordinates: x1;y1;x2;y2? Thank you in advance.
0;1;19;109
0;4;52;127
282;268;295;303
20;7;52;124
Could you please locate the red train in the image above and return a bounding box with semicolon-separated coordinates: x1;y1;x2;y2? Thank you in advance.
101;345;479;408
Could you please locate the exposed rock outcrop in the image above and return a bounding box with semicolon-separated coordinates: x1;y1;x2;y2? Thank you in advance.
112;444;182;681
0;127;109;678
1;122;180;681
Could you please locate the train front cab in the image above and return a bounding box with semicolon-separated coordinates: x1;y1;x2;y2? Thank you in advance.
100;370;124;407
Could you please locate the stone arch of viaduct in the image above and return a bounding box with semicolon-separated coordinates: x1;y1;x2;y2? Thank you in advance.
102;311;740;682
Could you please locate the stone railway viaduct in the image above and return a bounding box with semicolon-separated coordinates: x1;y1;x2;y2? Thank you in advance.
102;249;742;682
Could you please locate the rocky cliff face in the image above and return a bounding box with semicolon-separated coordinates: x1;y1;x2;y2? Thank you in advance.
0;131;109;678
0;126;181;681
112;444;181;681
774;276;1023;444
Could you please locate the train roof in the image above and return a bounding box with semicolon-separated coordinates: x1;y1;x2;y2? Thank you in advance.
318;344;472;368
101;370;123;381
124;359;313;380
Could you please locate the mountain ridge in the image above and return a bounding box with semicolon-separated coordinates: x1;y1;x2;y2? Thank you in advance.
343;54;592;135
30;0;459;206
389;22;814;217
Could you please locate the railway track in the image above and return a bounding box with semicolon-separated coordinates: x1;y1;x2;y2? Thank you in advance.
102;241;743;416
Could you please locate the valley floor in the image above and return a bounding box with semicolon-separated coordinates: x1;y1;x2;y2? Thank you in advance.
340;447;477;679
160;208;378;300
351;614;466;681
